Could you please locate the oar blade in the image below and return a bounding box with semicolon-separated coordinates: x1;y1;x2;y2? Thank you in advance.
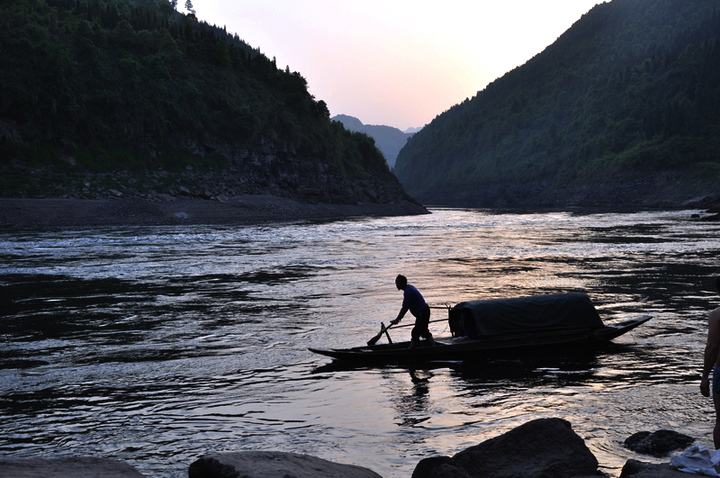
367;322;390;346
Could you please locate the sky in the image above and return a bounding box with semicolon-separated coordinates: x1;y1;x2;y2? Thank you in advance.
187;1;604;131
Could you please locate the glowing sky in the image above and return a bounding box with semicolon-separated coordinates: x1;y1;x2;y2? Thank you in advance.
189;1;603;131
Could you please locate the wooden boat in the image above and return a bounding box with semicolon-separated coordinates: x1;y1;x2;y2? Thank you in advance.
309;292;651;364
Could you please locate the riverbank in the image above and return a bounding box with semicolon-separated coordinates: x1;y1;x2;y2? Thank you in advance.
0;195;429;229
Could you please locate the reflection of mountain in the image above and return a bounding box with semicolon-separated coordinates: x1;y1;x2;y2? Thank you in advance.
332;115;418;168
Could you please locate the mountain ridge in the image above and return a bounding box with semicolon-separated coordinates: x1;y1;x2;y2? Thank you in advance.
0;0;425;215
394;0;720;208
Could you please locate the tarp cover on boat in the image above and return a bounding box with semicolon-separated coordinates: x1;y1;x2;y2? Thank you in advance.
448;292;603;337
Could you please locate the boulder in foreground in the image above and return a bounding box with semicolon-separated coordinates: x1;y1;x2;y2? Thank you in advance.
0;457;145;478
620;459;689;477
188;451;383;478
412;417;599;478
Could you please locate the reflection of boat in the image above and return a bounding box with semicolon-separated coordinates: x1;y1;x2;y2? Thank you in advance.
309;293;651;364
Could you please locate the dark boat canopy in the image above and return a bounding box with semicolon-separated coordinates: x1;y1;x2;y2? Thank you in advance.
448;292;603;337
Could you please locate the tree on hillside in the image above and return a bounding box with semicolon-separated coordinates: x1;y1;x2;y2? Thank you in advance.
184;0;195;15
0;0;400;201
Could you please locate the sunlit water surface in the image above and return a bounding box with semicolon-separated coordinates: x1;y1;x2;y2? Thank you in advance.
2;208;720;477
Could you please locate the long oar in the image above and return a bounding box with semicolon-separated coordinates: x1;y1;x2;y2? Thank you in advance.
367;318;447;346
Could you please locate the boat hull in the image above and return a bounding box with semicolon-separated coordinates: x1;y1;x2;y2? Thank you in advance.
309;316;650;364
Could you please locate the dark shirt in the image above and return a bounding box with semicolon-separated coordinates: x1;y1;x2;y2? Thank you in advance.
402;285;428;318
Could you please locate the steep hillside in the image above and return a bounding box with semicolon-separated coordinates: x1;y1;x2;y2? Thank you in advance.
0;0;421;211
395;0;720;208
332;115;415;168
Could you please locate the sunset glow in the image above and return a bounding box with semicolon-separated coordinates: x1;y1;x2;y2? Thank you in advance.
190;1;603;130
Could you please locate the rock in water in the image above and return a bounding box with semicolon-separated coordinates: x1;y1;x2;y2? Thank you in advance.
623;430;694;457
413;417;598;478
189;451;383;478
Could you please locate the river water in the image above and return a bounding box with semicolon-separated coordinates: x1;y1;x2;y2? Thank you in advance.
1;208;720;477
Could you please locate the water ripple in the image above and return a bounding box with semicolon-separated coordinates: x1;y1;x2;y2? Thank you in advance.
1;209;719;477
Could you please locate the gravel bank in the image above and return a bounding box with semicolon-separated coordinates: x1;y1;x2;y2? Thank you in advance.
0;195;429;229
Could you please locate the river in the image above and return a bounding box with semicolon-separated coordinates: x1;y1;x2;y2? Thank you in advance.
1;208;719;477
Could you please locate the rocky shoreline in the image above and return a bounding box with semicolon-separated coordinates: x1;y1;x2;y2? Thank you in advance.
0;195;429;229
0;418;702;478
2;135;432;230
4;191;720;230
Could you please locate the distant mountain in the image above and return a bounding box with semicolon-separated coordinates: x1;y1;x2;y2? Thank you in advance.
404;127;423;134
395;0;720;208
333;115;415;168
0;0;422;211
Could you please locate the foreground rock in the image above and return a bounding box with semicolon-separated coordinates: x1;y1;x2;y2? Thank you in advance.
412;417;599;478
623;430;694;457
188;451;382;478
620;459;688;477
0;422;699;477
0;457;145;478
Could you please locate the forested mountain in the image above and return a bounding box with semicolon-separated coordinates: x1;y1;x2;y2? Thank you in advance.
395;0;720;208
331;114;415;168
0;0;415;207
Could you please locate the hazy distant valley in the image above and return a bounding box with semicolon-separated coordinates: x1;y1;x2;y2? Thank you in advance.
331;115;418;169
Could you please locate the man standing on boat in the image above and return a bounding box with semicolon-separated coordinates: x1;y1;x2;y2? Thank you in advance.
701;276;720;448
391;274;435;348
